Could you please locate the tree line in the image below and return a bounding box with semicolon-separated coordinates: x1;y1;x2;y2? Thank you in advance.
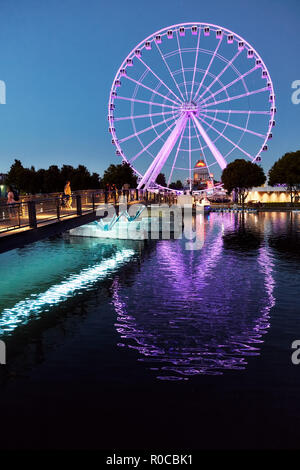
5;159;138;194
4;150;300;201
4;159;183;194
5;160;101;194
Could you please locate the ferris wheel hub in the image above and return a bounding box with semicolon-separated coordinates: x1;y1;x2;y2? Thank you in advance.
180;101;199;117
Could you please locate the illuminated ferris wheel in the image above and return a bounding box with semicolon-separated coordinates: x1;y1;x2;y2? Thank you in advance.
108;22;276;190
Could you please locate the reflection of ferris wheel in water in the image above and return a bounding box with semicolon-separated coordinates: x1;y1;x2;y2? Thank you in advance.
108;22;276;190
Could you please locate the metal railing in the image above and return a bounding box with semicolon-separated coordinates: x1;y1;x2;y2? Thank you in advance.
0;189;178;234
0;202;25;232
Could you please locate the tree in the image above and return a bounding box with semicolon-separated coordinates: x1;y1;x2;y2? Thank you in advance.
60;165;75;187
90;172;102;189
102;162;137;189
5;160;36;194
5;159;25;190
35;168;47;193
155;173;167;187
72;165;91;190
23;166;37;194
5;159;101;194
169;180;183;190
42;165;62;193
269;151;300;205
221;159;266;209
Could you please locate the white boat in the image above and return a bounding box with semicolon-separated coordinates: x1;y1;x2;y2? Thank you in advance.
196;197;211;213
70;216;149;240
69;215;180;240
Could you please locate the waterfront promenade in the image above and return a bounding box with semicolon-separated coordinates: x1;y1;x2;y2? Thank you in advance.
0;189;177;253
1;188;299;254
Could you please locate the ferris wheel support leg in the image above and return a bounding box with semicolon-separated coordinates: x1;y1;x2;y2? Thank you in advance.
191;114;227;171
137;114;188;190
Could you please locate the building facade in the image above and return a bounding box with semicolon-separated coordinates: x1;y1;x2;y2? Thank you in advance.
193;160;210;189
246;186;291;203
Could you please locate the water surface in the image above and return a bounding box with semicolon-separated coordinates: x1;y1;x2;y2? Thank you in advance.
0;212;299;449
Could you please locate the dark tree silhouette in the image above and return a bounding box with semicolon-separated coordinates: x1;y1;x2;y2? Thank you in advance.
5;160;101;194
101;162;137;189
169;180;183;190
155;173;167;187
5;159;25;190
221;159;266;209
269;150;300;205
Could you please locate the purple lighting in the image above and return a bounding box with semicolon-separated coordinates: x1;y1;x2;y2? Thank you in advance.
199;66;257;106
108;22;276;189
192;114;227;170
201;87;270;109
138;113;188;189
198;114;254;160
112;214;275;380
119;113;180;144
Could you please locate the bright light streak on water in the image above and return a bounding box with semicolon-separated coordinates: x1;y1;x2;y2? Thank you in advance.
0;248;135;336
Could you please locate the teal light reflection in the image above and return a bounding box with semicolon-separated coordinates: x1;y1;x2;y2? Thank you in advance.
0;248;135;336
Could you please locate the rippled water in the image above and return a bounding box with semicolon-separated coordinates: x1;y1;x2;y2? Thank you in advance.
0;211;300;449
113;214;274;379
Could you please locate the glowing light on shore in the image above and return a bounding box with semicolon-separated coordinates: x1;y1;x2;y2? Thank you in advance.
0;249;135;335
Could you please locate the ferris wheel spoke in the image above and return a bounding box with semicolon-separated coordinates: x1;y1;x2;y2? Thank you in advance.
114;110;176;121
130;122;177;164
154;41;186;103
202;112;266;138
137;114;188;189
175;29;189;101
138;57;183;105
191;115;227;170
190;27;201;101
125;75;180;106
193;36;223;102
200;66;257;106
188;120;192;189
167;128;185;187
191;119;214;183
202;86;269;109
119;113;180;144
204;109;272;115
198;115;253;160
115;95;178;109
197;49;242;102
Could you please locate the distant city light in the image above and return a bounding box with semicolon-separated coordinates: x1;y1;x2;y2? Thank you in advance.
195;161;206;168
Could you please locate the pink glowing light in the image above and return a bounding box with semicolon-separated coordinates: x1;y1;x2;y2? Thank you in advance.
108;22;276;189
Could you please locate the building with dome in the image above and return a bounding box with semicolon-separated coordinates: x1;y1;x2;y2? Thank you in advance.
193;160;210;189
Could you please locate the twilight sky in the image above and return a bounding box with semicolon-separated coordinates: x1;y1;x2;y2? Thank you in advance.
0;0;299;179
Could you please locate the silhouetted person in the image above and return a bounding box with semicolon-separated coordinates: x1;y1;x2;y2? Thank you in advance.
64;180;72;208
112;184;118;204
6;186;15;205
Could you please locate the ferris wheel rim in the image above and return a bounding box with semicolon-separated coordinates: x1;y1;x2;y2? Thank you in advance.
108;22;276;191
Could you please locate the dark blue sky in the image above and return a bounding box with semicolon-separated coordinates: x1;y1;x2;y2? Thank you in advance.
0;0;299;177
